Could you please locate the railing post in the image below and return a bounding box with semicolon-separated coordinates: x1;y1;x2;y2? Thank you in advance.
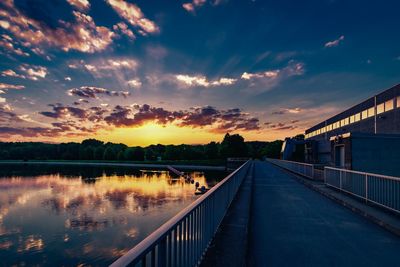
365;174;368;203
312;165;315;180
339;170;342;190
158;237;167;267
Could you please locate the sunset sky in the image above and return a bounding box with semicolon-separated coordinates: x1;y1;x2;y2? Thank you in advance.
0;0;399;146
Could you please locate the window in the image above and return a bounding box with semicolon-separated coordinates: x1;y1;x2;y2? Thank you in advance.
385;99;394;111
397;96;400;108
377;103;384;114
349;115;355;124
335;121;340;129
362;109;368;119
355;113;361;122
368;107;375;118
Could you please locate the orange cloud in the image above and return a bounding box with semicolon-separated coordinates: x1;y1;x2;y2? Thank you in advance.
0;2;114;53
106;0;159;35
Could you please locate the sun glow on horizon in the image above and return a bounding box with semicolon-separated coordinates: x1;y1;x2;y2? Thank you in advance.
1;121;304;146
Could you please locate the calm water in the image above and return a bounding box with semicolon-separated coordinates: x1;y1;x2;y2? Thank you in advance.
0;164;226;266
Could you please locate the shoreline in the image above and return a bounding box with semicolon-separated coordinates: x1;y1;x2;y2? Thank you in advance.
0;160;226;171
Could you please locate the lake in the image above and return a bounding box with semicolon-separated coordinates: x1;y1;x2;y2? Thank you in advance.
0;164;226;266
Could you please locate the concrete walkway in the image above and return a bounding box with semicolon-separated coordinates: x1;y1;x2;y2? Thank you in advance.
247;161;400;267
200;162;253;267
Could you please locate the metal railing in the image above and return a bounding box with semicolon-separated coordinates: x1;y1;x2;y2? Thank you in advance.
110;160;252;267
325;167;400;213
266;158;315;179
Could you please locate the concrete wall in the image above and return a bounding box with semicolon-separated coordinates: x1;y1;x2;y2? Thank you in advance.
351;135;400;177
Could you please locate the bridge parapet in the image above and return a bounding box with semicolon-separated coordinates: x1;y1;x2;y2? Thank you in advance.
266;158;317;180
110;160;252;267
325;167;400;214
267;158;400;214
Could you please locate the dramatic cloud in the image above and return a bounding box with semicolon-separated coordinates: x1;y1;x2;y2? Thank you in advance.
173;61;304;92
1;69;25;79
175;75;237;87
67;0;90;11
2;65;47;80
178;106;260;132
272;108;302;115
182;0;206;12
106;0;159;34
238;61;305;93
0;34;29;57
0;1;114;53
35;103;260;137
40;104;88;120
127;79;142;88
68;58;138;78
241;61;304;81
241;71;279;80
104;104;260;132
265;122;298;131
113;22;135;40
19;65;48;80
182;0;223;13
0;83;25;90
324;35;345;48
0;106;23;123
67;86;130;99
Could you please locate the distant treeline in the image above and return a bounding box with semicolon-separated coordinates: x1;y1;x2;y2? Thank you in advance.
0;133;283;161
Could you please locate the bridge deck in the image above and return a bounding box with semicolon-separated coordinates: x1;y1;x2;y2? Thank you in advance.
247;161;400;266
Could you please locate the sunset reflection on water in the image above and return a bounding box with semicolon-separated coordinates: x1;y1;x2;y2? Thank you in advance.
0;165;225;266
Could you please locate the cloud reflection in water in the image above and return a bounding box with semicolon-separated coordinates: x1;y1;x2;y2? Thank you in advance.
0;165;225;266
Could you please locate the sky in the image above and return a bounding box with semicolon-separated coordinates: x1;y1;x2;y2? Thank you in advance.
0;0;399;146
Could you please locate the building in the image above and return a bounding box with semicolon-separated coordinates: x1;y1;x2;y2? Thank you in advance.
304;83;400;176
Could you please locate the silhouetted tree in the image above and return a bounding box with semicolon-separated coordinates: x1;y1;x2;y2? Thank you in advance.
260;140;283;159
220;133;248;158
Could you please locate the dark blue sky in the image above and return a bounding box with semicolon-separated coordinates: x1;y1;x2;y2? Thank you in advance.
0;0;399;144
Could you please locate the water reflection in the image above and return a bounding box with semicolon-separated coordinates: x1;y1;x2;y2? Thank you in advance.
0;164;225;266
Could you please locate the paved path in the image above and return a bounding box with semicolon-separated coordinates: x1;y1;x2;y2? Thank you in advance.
247;161;400;267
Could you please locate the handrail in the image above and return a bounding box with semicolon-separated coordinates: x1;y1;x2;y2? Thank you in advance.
111;160;251;267
267;158;314;167
325;166;400;181
266;158;315;179
325;167;400;214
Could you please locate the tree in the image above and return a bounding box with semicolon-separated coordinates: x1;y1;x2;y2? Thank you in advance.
132;147;145;161
220;133;248;158
205;142;219;159
145;148;156;161
124;148;135;161
117;150;125;161
103;147;117;160
81;139;104;147
94;146;105;160
260;140;283;159
164;145;181;160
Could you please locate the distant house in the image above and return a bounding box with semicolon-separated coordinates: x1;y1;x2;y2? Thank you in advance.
303;83;400;176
